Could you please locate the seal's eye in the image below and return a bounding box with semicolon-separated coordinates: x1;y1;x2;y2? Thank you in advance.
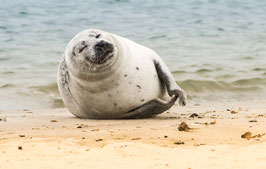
95;34;101;39
78;45;88;53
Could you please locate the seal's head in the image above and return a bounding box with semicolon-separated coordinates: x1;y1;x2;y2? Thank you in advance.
66;29;118;74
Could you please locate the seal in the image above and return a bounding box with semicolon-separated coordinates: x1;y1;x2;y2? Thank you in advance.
57;29;186;119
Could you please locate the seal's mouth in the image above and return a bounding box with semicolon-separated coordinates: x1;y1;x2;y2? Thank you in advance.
87;40;114;64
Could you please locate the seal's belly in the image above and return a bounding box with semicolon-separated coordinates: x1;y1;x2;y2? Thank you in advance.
76;54;170;116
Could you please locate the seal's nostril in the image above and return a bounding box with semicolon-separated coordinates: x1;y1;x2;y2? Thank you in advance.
95;40;105;48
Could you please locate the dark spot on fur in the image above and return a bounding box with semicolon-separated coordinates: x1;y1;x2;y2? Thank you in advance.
81;41;85;45
136;67;139;70
124;74;127;77
136;85;141;89
141;99;144;102
72;51;75;56
114;103;117;106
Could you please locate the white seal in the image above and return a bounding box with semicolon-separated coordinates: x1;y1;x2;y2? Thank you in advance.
57;29;186;119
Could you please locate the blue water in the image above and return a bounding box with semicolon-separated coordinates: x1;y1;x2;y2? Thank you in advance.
1;0;266;109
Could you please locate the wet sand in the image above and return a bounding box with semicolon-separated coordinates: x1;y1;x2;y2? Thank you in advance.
0;100;266;169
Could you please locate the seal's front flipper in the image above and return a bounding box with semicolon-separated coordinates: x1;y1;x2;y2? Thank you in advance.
153;56;187;106
121;95;178;119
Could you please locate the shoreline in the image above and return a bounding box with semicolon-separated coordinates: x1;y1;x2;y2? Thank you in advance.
1;99;266;168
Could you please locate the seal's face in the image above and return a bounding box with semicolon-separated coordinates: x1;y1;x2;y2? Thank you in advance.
67;29;117;73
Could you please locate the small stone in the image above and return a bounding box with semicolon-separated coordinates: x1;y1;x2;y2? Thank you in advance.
77;124;88;128
173;141;184;145
249;119;257;123
19;135;25;137
91;129;99;131
95;138;103;142
210;120;216;125
194;143;205;147
50;120;58;122
241;132;252;139
256;133;265;138
131;138;141;140
190;113;199;118
0;117;7;122
231;110;238;114
18;146;23;150
189;113;199;118
178;122;191;132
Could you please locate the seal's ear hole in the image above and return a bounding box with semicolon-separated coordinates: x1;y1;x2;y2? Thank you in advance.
95;34;101;39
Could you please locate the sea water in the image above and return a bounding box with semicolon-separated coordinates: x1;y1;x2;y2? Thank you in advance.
1;0;266;109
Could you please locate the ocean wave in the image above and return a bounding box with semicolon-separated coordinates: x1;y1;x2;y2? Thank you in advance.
29;83;59;94
172;68;221;74
178;79;265;93
35;79;265;96
195;69;213;73
253;68;266;71
232;78;266;86
0;84;16;88
1;71;15;74
171;70;188;74
0;57;10;61
28;83;64;108
27;77;266;108
149;35;167;40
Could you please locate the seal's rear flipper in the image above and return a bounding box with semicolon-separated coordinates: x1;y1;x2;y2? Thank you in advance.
120;95;178;119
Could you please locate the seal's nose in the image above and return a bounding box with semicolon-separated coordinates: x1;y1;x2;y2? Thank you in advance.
92;40;114;63
94;40;114;60
95;40;114;51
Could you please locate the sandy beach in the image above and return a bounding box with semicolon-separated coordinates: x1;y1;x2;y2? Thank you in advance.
1;0;266;168
0;99;266;169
